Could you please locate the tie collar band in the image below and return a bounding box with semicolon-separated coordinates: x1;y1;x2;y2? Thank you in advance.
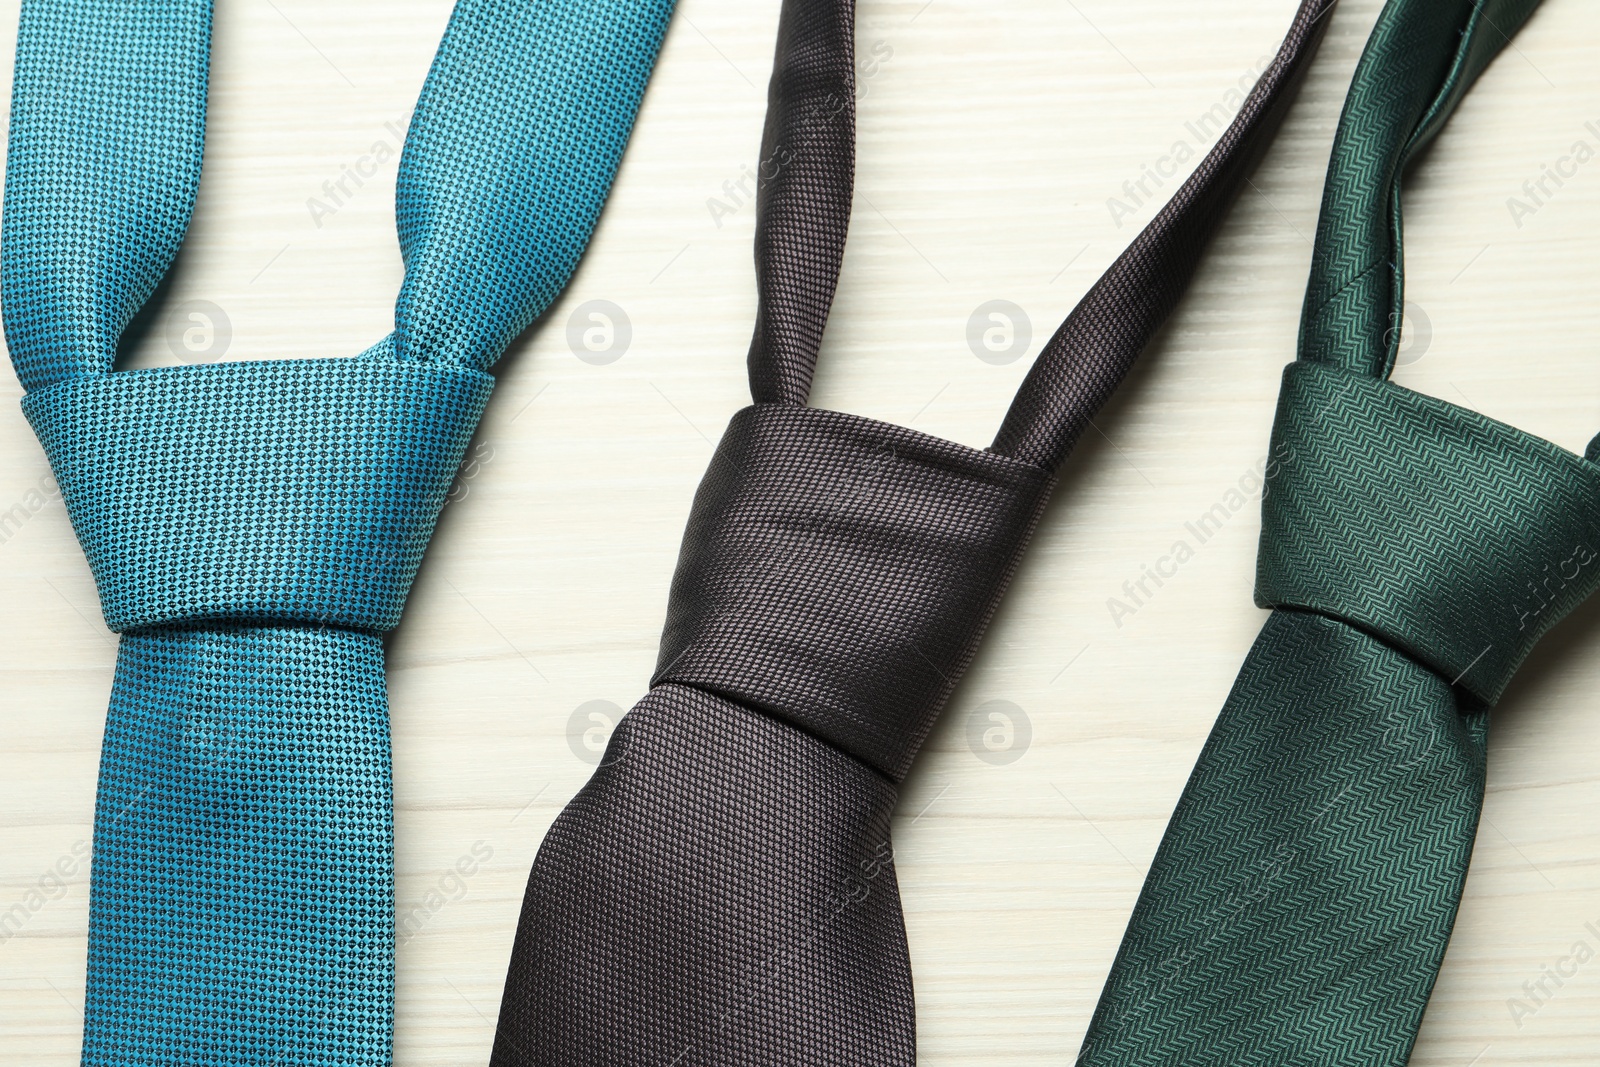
1256;361;1600;704
654;404;1053;781
25;355;494;634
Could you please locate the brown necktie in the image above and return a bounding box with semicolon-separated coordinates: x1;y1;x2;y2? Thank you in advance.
490;1;1337;1062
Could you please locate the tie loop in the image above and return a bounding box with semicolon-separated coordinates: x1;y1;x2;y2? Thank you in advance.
667;0;1338;779
24;357;493;633
738;0;1339;469
2;0;676;385
1257;361;1600;705
1298;0;1546;378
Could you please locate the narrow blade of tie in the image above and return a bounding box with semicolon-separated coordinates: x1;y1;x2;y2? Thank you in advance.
488;2;1336;1063
1071;3;1600;1066
1;0;675;1062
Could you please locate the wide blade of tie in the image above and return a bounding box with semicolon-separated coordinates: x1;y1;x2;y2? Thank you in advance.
1072;2;1600;1066
488;2;1336;1063
1;0;674;1063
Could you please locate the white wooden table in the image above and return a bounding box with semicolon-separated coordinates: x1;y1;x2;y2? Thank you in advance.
2;0;1599;1062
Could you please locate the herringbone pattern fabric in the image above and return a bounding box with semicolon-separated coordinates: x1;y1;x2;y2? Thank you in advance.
1082;611;1486;1066
1259;361;1600;702
1078;2;1572;1064
1299;0;1544;378
1;0;675;1062
490;1;1337;1063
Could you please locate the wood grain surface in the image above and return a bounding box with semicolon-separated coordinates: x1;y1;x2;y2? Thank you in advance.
1;0;1598;1063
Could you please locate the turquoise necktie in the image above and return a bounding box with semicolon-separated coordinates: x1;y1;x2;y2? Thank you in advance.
1;0;674;1062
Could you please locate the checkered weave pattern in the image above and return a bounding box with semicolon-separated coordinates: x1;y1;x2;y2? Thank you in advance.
1077;2;1576;1065
489;1;1336;1063
655;405;1055;781
24;357;494;633
1;0;674;1063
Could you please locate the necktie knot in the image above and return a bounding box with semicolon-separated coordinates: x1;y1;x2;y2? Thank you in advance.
1256;360;1600;703
653;404;1053;781
25;354;492;634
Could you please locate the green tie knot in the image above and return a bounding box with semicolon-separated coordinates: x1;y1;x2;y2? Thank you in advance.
1256;361;1600;703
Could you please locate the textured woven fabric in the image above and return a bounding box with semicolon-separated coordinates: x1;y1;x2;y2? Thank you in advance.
1;0;676;1062
655;404;1053;780
1258;361;1600;703
490;1;1336;1062
24;357;493;632
88;627;395;1066
1077;2;1563;1065
745;0;856;405
497;683;914;1066
2;0;211;393
394;0;674;370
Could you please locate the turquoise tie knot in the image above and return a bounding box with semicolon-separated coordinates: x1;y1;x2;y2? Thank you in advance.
25;354;493;634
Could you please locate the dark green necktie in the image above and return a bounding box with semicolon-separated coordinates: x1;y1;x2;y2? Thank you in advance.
1075;1;1597;1064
